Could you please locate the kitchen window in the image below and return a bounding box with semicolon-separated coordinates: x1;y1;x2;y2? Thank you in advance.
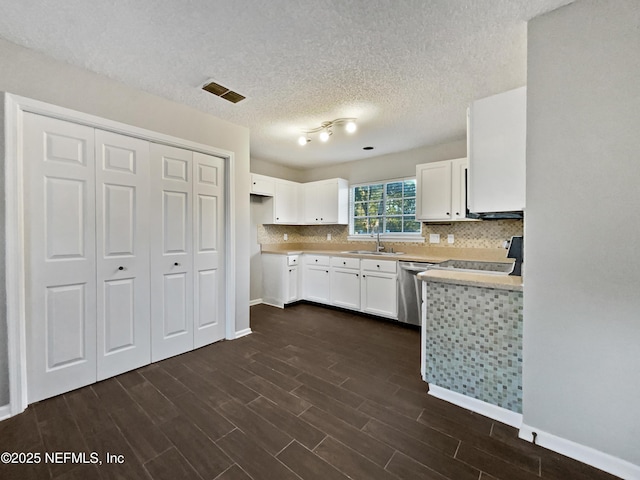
349;178;423;241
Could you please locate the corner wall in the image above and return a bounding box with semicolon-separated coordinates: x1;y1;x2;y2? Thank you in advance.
0;37;251;408
525;0;640;470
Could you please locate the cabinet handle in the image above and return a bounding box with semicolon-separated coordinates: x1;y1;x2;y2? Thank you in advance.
320;218;323;221
253;181;256;185
315;259;318;262
343;261;346;265
362;275;366;278
376;264;380;268
174;262;180;266
118;266;124;271
356;273;359;277
326;270;329;273
289;269;292;272
446;212;450;216
456;212;460;216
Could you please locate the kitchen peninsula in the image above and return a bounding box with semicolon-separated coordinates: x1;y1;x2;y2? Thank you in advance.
418;269;523;426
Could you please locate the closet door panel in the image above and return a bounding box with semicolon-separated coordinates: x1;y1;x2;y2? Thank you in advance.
150;143;194;361
95;130;151;380
24;113;97;403
193;152;225;347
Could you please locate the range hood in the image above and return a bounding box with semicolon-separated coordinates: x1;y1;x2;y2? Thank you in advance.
466;210;523;220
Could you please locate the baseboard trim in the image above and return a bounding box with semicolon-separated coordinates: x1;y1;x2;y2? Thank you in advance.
260;301;284;309
0;404;11;421
234;328;252;339
428;384;522;428
249;298;263;306
519;424;640;480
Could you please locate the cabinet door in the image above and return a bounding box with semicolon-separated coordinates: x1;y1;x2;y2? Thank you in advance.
416;161;452;221
286;267;299;303
451;158;468;220
320;180;339;223
95;130;151;380
304;266;330;303
251;173;275;196
274;180;299;223
304;182;322;223
361;272;398;318
331;268;361;310
150;144;194;362
23;113;98;403
468;86;526;213
193;152;226;348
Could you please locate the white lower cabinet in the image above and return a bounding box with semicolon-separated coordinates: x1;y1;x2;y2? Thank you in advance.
262;253;399;320
22;112;226;404
296;254;397;319
361;259;398;319
330;257;361;310
303;255;331;304
262;254;300;307
286;266;299;303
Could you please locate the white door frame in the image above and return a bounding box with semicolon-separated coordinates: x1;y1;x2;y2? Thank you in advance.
3;92;237;417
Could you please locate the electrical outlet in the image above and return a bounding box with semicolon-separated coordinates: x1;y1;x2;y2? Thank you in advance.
283;233;288;241
448;234;454;244
429;233;440;244
327;233;332;241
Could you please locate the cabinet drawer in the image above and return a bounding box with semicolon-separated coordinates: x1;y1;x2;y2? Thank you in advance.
330;256;360;269
287;255;299;266
361;259;397;273
305;254;330;267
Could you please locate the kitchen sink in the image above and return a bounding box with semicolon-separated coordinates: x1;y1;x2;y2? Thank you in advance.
341;250;405;256
434;260;513;275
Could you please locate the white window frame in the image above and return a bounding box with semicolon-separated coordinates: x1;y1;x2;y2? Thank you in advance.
347;177;425;243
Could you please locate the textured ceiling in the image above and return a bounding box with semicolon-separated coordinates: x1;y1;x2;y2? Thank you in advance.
0;0;572;169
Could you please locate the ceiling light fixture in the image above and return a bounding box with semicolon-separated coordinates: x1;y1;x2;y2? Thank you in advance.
297;118;357;146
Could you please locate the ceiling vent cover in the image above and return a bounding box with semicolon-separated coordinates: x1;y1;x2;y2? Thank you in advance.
202;80;246;103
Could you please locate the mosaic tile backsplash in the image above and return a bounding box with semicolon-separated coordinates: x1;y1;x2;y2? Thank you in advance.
425;282;523;413
258;220;523;250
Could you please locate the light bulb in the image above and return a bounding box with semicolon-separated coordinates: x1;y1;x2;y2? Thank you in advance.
319;130;330;142
298;135;308;146
345;121;357;133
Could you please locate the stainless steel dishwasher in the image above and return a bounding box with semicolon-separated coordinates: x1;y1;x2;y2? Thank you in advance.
398;261;435;326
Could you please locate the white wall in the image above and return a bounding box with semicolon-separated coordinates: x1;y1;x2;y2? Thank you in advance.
0;38;251;407
0;95;7;406
301;139;466;183
251;157;305;182
525;0;640;468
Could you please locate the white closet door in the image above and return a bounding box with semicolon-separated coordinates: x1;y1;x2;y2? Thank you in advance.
23;113;97;403
193;152;225;347
95;130;151;380
150;143;194;361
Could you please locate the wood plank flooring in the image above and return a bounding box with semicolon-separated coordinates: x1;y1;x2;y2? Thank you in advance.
0;303;620;480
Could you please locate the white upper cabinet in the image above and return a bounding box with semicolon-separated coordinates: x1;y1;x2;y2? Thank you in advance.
451;157;471;220
274;179;299;224
252;174;348;225
467;86;526;213
416;158;473;222
250;173;275;196
416;160;453;221
303;178;349;224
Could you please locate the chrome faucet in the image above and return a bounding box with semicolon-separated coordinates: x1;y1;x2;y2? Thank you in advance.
375;226;384;252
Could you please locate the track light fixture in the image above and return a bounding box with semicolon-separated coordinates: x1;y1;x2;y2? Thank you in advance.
297;118;357;146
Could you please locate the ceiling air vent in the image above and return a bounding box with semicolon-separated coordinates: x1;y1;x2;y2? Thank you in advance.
202;80;246;104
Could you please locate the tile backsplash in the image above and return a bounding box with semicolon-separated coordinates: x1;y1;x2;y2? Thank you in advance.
258;220;523;250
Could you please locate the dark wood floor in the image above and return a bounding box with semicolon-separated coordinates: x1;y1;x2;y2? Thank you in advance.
0;303;619;480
